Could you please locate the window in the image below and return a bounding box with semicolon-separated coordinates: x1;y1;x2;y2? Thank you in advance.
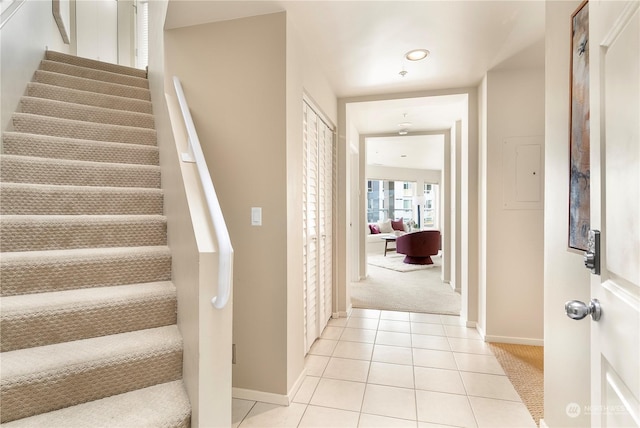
423;183;439;228
366;180;416;222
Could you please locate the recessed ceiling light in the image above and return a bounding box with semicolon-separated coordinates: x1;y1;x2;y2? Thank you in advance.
405;49;430;61
399;129;408;135
398;122;412;128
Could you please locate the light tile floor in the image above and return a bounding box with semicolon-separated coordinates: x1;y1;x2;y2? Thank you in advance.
233;308;537;428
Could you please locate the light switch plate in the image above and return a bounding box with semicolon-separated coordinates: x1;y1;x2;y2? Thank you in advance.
251;207;262;226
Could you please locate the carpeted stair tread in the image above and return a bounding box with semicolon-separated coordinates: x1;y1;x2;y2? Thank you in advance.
0;214;167;252
34;70;150;101
0;246;172;296
45;50;147;79
1;380;190;428
12;113;156;145
19;96;155;129
39;59;149;89
0;155;161;188
26;82;153;114
0;51;191;424
1;281;177;351
0;326;183;423
0;183;164;215
2;132;159;165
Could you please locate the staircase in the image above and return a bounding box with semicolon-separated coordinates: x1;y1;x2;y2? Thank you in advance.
0;51;191;426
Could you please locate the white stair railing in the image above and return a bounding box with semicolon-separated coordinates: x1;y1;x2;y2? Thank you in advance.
173;76;233;309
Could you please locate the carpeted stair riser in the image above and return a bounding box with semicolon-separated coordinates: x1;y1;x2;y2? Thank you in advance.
0;326;182;423
12;113;156;145
39;60;149;89
1;155;160;189
34;70;150;101
0;246;171;296
1;282;177;352
1;155;160;188
19;97;155;129
45;50;147;79
2;132;159;166
0;183;164;215
26;82;153;114
0;215;167;252
1;381;191;428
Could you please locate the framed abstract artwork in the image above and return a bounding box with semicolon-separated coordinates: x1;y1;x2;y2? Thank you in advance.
569;0;590;251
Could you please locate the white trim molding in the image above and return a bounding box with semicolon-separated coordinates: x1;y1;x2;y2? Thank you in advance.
232;369;308;407
484;334;544;347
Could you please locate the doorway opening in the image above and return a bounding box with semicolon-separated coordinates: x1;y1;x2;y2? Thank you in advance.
342;93;469;317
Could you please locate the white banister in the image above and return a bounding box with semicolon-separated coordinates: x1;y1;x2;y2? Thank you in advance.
173;76;233;309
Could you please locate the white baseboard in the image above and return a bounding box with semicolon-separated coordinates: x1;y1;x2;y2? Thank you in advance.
232;387;290;406
484;334;544;346
287;369;307;403
465;320;477;329
232;369;307;407
333;310;350;318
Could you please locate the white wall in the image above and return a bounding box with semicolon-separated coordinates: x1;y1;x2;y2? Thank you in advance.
478;78;488;332
366;165;441;186
0;0;73;133
452;120;462;294
543;0;591;426
479;67;545;344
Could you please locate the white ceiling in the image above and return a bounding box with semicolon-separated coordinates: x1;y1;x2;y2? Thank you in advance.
165;1;545;168
367;134;444;171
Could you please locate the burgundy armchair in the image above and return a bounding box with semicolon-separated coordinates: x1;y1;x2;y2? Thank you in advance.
395;230;441;265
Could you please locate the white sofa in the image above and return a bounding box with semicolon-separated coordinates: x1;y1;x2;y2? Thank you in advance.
365;219;408;254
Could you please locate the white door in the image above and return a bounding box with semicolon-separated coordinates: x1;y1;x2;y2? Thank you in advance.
589;1;639;426
318;121;334;327
76;0;118;63
303;103;319;353
303;101;334;353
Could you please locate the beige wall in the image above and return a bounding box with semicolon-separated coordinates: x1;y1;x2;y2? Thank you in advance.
164;11;337;399
479;67;545;343
0;0;73;133
149;1;234;425
164;12;288;396
543;0;591;426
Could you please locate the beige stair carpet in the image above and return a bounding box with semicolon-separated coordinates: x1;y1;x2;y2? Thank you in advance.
0;50;191;426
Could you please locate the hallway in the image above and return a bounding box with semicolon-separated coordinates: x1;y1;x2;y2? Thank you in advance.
233;309;536;427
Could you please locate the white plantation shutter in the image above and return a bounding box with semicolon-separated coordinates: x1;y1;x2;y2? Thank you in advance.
135;0;148;70
303;101;334;354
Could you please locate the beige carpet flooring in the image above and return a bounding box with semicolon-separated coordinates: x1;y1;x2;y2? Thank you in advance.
488;343;544;426
351;254;461;315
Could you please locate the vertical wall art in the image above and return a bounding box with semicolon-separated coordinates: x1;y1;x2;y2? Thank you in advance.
569;0;590;251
